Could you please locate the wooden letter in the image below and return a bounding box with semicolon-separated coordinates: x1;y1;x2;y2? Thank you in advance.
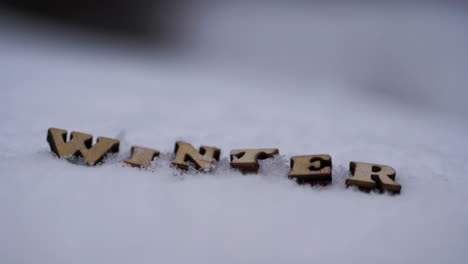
346;162;401;193
171;141;220;171
230;149;279;174
47;128;119;166
125;146;160;168
288;155;332;184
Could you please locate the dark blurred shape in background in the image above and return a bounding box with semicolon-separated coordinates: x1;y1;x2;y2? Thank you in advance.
0;0;179;44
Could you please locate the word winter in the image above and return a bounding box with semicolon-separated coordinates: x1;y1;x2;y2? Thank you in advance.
46;128;402;194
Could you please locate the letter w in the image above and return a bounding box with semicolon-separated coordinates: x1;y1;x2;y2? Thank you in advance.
47;128;119;166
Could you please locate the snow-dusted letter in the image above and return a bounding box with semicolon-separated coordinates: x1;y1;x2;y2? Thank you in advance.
47;128;119;166
346;162;401;193
288;155;332;184
230;149;279;173
125;146;160;168
172;141;220;171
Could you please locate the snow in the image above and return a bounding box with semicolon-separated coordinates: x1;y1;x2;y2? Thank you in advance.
1;3;468;264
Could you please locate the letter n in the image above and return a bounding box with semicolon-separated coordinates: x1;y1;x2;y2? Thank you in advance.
171;141;220;171
47;128;120;166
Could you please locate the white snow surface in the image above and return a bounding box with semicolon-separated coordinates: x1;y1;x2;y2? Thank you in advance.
1;3;468;264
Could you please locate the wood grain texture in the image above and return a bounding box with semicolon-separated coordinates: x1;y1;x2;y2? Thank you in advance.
171;141;220;171
124;146;160;168
346;161;401;193
230;148;279;174
47;128;119;166
289;155;332;184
